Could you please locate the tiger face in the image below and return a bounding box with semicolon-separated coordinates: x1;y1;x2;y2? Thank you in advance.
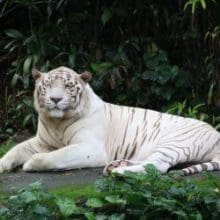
32;67;92;118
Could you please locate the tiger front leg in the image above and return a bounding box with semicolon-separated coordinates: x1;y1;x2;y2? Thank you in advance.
23;143;106;171
0;137;41;173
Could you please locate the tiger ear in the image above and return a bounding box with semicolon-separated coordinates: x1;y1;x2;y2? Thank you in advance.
79;71;92;83
32;67;42;80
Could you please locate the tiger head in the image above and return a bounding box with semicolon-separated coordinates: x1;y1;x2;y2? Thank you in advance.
32;66;92;119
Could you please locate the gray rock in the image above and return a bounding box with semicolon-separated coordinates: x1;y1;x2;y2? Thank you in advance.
0;168;103;192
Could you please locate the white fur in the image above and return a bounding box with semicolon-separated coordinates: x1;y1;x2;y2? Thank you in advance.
0;67;219;175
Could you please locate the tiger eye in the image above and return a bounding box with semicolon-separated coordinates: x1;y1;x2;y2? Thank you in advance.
76;86;81;92
67;82;74;87
44;79;50;85
66;73;71;81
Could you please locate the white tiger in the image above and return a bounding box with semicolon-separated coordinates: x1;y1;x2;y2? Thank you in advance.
0;66;219;175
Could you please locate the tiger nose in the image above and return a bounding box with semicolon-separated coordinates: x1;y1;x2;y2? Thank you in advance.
50;97;62;104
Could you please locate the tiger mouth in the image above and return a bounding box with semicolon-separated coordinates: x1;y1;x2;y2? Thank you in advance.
49;106;73;113
46;106;61;111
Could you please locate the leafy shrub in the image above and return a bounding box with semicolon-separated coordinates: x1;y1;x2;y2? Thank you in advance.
1;166;220;219
141;49;189;106
90;42;190;108
92;166;220;219
0;94;36;142
166;100;220;130
0;181;86;220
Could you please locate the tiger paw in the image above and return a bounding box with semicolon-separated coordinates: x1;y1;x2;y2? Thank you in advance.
23;160;34;171
103;159;129;175
112;164;145;175
23;153;46;171
0;159;11;173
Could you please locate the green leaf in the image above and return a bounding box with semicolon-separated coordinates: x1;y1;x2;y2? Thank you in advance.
204;197;217;204
20;191;37;203
33;54;39;65
23;77;30;89
192;1;196;14
169;187;186;196
90;62;113;73
194;213;203;220
85;212;96;220
207;83;214;105
5;29;23;39
4;39;17;50
56;198;76;217
172;210;187;218
22;114;33;127
0;207;9;216
23;56;32;74
22;99;33;107
105;195;126;205
200;0;206;9
68;47;76;68
101;8;113;25
108;214;125;220
34;204;49;216
142;71;156;81
183;1;191;11
90;63;100;72
216;199;220;211
86;198;104;208
144;164;159;173
11;73;20;87
6;128;14;134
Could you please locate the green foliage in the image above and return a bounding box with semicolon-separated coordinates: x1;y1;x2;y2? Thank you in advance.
0;139;15;158
1;166;220;219
0;181;57;219
142;49;188;104
166;100;220;130
1;0;220;137
0;94;37;142
90;43;189;107
93;166;220;219
184;0;216;13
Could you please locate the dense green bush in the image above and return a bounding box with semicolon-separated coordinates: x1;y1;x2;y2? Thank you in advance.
0;166;220;219
0;0;220;141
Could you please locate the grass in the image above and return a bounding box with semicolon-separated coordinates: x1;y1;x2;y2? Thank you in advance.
50;184;104;201
0;184;100;209
190;172;220;188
